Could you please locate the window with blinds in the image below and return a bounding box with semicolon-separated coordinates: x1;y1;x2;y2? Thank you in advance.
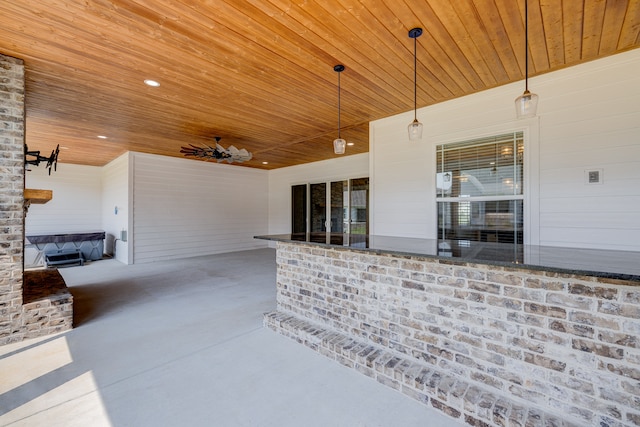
436;132;524;244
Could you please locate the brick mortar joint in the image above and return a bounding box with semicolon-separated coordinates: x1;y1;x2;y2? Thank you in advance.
275;246;640;424
1;52;27;345
264;310;592;426
279;243;640;290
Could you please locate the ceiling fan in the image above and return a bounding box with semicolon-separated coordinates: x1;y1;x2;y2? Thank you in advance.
180;137;252;164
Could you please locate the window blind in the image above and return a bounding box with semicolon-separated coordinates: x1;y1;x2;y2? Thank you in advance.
436;132;523;199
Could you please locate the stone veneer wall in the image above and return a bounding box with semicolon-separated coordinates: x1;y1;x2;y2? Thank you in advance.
0;53;72;346
22;270;73;338
265;242;640;427
0;53;26;345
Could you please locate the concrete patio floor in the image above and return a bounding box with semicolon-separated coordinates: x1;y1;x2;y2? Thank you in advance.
0;248;463;427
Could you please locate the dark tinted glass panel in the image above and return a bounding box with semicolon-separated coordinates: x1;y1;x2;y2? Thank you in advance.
291;185;306;233
310;183;327;232
350;178;369;235
438;200;523;244
330;180;347;233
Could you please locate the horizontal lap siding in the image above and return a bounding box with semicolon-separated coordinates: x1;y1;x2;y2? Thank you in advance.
101;153;130;263
25;164;102;234
537;53;640;250
132;153;268;263
370;50;640;250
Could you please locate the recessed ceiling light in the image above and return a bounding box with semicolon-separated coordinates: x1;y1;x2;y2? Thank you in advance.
347;142;354;146
97;135;108;139
262;161;269;165
144;79;160;87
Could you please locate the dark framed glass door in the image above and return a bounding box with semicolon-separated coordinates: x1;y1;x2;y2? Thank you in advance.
292;178;368;234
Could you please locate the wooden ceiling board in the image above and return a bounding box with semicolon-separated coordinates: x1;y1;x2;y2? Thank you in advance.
561;0;586;64
386;2;478;101
527;0;551;73
478;0;523;82
539;0;566;70
621;1;640;47
428;1;501;87
582;0;608;60
450;1;511;84
0;0;638;170
599;0;632;53
258;0;416;110
407;0;488;92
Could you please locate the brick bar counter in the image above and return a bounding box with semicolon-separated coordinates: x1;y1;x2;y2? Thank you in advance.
255;233;640;427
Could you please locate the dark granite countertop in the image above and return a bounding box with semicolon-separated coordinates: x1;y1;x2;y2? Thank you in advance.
255;233;640;283
26;231;105;244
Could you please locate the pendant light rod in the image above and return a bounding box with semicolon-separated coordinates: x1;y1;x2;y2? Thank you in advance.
409;27;422;121
408;27;423;141
333;64;346;155
335;64;344;138
514;0;538;118
524;0;529;93
413;31;417;120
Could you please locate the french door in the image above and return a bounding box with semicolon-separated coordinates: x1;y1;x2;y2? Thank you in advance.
292;178;369;234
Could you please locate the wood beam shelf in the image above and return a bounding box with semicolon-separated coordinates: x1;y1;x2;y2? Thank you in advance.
24;189;52;207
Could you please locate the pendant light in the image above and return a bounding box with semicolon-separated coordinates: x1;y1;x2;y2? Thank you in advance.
333;64;346;155
408;27;423;141
515;0;538;118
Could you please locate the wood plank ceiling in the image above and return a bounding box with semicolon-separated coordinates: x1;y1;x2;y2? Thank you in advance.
1;1;639;169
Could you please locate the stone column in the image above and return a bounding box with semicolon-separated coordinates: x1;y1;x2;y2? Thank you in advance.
0;53;26;345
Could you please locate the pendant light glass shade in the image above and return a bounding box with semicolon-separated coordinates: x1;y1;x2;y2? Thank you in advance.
515;0;538;118
515;89;538;118
408;27;423;141
408;119;423;141
333;64;346;154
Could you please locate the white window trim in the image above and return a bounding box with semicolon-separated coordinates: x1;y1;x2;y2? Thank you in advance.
431;118;540;245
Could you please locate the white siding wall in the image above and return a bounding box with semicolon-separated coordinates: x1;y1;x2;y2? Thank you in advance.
370;49;640;250
369;117;434;238
25;163;102;234
101;152;131;264
537;52;640;250
131;152;268;263
267;153;370;234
